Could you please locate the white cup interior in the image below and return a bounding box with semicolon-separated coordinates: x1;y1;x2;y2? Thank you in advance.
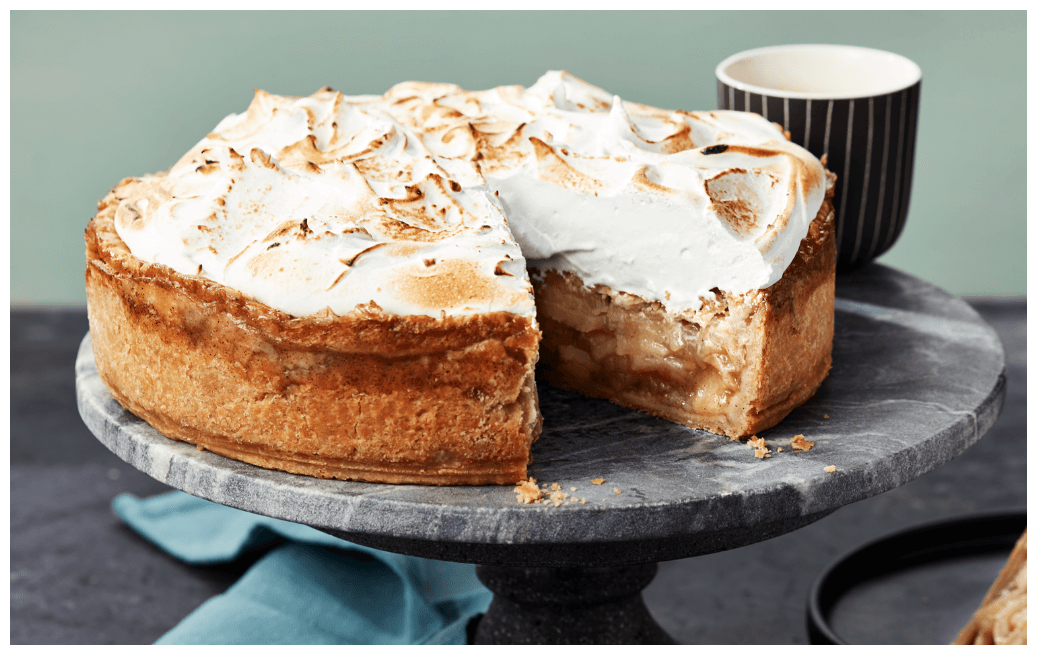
716;44;921;99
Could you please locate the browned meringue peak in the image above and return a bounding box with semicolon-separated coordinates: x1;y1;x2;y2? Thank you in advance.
528;137;605;195
112;175;174;235
704;167;781;239
527;70;614;113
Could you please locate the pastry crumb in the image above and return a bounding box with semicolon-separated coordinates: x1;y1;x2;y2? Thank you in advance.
514;478;590;508
549;490;569;507
824;414;830;419
748;436;772;459
777;447;784;452
197;444;205;451
613;487;622;495
791;434;815;451
824;465;836;473
514;477;543;504
591;478;605;485
570;487;577;492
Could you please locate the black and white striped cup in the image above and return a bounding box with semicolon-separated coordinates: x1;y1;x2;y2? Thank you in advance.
716;45;921;273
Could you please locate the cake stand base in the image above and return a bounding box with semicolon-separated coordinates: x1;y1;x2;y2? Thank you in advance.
472;564;675;644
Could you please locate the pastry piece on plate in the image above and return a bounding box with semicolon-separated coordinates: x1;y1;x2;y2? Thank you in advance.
954;530;1027;645
85;89;541;485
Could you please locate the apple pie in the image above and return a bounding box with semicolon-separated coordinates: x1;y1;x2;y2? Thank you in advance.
85;71;834;485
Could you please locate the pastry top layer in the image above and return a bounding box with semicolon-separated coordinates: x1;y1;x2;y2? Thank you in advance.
112;71;828;319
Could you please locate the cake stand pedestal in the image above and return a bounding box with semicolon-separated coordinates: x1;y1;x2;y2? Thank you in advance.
77;264;1006;644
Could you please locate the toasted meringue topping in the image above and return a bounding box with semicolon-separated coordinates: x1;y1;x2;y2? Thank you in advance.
114;71;827;319
113;90;533;319
378;71;829;315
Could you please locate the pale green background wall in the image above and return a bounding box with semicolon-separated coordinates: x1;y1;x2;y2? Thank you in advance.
11;10;1025;305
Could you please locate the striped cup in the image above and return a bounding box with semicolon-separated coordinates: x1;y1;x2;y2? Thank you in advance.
716;45;921;273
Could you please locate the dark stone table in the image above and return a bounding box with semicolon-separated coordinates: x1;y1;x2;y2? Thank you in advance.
13;264;1026;644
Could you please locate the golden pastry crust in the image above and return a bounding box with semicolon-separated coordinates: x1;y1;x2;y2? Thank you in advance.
531;186;835;439
86;183;542;486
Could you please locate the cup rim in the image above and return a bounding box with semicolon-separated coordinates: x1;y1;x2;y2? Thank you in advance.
716;44;922;100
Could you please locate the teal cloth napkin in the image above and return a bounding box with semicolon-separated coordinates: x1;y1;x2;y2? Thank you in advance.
112;491;491;645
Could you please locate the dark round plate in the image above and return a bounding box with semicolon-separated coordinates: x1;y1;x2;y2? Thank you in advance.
807;510;1027;645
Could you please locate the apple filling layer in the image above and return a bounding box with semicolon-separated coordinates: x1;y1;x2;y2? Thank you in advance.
534;270;762;435
530;199;835;439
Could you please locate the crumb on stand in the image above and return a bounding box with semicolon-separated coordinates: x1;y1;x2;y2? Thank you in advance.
513;478;588;506
747;436;772;459
791;434;815;451
514;477;543;503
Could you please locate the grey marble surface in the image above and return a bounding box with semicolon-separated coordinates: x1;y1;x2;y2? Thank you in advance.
11;287;1025;644
75;265;1005;567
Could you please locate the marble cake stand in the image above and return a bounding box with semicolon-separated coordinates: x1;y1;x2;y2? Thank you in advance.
77;264;1006;644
